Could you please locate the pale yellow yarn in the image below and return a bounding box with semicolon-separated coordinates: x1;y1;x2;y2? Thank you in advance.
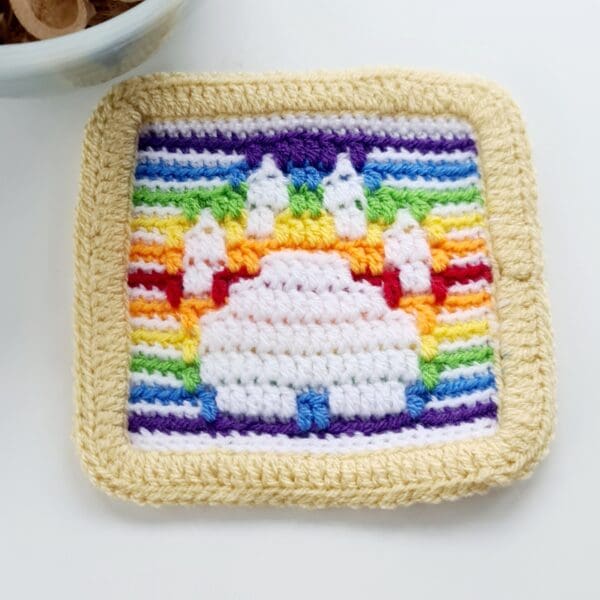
73;69;555;507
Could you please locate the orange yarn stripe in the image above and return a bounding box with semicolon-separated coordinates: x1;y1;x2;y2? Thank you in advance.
432;238;487;257
443;291;492;311
129;297;216;331
129;243;183;274
227;239;385;275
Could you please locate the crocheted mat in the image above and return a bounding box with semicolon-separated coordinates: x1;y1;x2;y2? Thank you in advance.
74;70;555;507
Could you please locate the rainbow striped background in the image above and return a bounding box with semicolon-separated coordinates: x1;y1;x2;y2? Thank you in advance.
126;114;498;453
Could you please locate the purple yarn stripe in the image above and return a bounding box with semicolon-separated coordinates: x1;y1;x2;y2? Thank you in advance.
128;401;497;437
137;131;477;171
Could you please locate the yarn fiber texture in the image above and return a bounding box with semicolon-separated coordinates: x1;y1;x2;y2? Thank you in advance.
74;69;555;507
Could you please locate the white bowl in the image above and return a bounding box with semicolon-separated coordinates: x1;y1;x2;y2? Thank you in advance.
0;0;185;96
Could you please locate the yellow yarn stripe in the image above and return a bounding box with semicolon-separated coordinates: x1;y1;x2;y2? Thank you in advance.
131;215;194;246
433;319;489;342
130;327;199;362
222;210;385;248
274;210;337;245
422;213;485;241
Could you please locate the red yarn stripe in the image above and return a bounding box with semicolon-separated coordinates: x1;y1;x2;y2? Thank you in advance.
441;263;493;286
127;270;184;308
352;262;492;306
211;267;258;305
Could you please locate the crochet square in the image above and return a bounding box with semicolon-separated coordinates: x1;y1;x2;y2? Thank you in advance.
74;70;555;507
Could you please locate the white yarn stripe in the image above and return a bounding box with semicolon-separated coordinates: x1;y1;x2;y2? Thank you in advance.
429;388;497;410
200;318;417;355
130;316;180;331
135;177;231;190
129;418;497;453
437;306;492;324
137;148;477;168
130;343;183;360
209;381;408;419
128;261;166;273
200;349;420;388
437;362;494;381
445;227;487;241
366;147;477;163
429;202;485;217
380;176;481;190
437;336;492;353
328;381;406;417
448;280;492;295
130;371;182;388
131;230;166;245
128;402;201;418
140;114;475;139
215;385;297;419
226;287;392;324
229;282;396;323
448;252;491;268
137;149;244;166
127;286;167;301
132;205;184;217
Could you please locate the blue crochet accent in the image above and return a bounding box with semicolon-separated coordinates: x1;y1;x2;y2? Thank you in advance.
296;389;330;432
198;385;218;422
405;381;429;419
288;164;329;190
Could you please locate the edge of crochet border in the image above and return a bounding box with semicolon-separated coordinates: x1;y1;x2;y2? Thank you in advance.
73;68;556;507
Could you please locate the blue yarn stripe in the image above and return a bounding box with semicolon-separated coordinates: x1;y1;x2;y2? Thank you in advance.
130;383;218;422
135;159;249;185
432;372;496;398
130;374;494;426
135;158;476;190
130;383;199;405
288;165;329;190
286;160;478;190
362;159;478;190
363;159;478;180
406;372;495;418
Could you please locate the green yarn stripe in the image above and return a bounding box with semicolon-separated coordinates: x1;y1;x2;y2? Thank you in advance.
366;186;483;223
133;184;247;221
419;345;494;390
288;184;324;217
130;353;200;392
133;183;481;224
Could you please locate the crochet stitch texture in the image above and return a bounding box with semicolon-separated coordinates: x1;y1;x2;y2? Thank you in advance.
74;70;555;507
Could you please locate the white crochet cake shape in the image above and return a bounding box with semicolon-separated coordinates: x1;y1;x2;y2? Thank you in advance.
198;250;420;423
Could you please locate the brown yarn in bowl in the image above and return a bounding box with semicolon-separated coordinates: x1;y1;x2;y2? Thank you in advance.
1;0;141;44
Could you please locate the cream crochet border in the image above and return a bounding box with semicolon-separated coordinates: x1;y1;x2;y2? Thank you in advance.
74;69;555;507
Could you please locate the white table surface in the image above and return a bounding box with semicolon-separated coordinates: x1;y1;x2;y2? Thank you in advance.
1;1;597;598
